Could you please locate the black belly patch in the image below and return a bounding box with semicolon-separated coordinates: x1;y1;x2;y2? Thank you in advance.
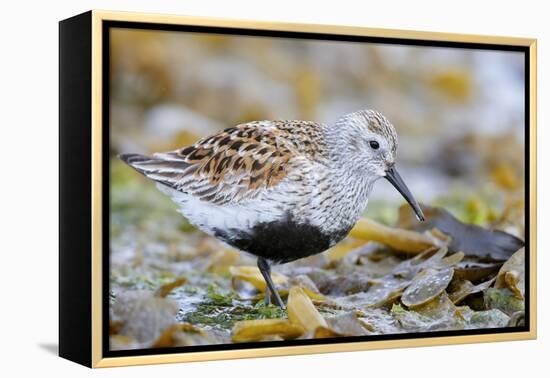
213;216;351;264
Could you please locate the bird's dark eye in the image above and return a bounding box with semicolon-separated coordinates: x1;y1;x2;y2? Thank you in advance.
369;140;380;150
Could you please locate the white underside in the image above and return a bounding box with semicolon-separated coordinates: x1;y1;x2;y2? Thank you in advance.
156;183;287;240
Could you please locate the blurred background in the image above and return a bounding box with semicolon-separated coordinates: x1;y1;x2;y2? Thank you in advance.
108;28;526;349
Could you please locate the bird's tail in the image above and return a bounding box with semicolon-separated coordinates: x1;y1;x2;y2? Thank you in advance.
119;152;190;189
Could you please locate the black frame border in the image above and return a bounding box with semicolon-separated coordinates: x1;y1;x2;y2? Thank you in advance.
101;20;531;359
59;11;93;367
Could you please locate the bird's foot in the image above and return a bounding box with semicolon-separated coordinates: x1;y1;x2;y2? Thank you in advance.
272;289;286;310
258;257;286;310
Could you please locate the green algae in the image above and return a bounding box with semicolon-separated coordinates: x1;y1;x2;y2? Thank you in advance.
182;299;286;330
485;288;525;316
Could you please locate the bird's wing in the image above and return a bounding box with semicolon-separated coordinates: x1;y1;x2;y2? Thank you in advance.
120;120;328;205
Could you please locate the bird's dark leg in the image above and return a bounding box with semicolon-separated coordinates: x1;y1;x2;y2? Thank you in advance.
257;257;285;309
265;285;271;306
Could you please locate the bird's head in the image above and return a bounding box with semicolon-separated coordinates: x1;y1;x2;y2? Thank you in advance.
331;109;425;221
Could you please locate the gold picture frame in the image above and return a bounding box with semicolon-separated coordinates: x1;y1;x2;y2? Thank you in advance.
59;9;537;368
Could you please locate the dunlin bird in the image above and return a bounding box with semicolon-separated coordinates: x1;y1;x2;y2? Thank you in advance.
121;109;424;308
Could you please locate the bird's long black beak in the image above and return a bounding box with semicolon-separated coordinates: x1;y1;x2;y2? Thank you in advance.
385;166;425;221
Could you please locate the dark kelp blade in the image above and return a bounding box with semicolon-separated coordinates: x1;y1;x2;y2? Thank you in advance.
397;204;524;262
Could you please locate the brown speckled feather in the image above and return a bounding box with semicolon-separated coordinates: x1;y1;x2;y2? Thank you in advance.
125;120;328;205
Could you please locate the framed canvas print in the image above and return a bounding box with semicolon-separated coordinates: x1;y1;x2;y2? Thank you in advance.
59;10;537;368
